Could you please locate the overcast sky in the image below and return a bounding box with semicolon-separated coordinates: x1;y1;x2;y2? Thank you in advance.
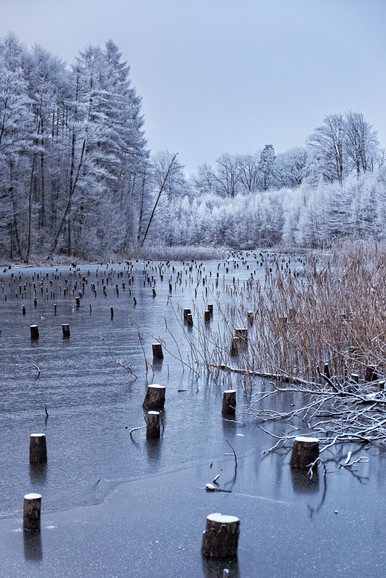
1;0;385;175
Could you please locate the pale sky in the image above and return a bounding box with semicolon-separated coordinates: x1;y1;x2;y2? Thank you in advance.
1;0;385;175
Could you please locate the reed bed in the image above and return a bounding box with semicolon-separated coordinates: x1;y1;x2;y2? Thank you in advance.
193;241;385;387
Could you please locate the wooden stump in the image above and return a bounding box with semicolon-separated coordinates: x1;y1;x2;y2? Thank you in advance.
247;311;254;326
30;325;39;340
204;310;211;324
29;434;47;464
201;513;240;558
143;384;166;410
62;324;70;338
23;493;42;532
222;390;236;415
289;436;319;469
22;304;26;315
230;337;240;356
146;411;161;438
365;365;377;382
152;343;164;360
234;328;248;349
208;304;214;316
183;308;192;321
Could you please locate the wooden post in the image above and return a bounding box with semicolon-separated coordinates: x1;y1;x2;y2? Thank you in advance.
289;436;319;469
152;343;164;360
29;434;47;464
22;304;26;315
146;411;161;438
222;390;236;415
204;310;211;324
201;513;240;558
110;306;114;319
30;325;39;340
143;384;166;410
75;296;80;308
23;493;42;531
208;304;214;316
62;324;70;338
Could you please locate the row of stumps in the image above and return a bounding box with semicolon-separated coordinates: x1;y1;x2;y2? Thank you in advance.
30;323;70;339
23;392;319;561
200;436;320;558
23;434;47;531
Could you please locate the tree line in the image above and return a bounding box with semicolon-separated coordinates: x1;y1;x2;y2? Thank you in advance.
0;34;384;260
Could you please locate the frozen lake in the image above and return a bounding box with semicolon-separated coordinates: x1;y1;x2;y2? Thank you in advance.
0;256;385;576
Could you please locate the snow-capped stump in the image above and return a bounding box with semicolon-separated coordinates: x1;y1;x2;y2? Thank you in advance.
142;384;166;410
204;309;211;324
290;436;319;469
201;513;240;558
30;324;39;340
29;434;47;464
23;493;42;532
365;365;378;382
235;328;248;346
146;411;161;438
222;390;236;415
152;342;164;360
230;337;240;356
62;323;70;338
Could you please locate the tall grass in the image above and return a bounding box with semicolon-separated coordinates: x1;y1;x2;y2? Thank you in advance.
198;241;385;386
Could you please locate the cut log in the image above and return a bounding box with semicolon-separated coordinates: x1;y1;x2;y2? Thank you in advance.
29;434;47;464
289;436;319;469
222;390;236;415
142;384;166;410
152;343;164;360
146;411;161;438
201;513;240;558
30;325;39;340
23;493;42;532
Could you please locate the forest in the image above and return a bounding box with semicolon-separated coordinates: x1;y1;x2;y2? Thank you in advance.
0;33;385;261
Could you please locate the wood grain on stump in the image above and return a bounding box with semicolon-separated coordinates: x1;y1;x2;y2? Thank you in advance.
146;411;160;438
23;493;42;532
29;434;47;464
142;384;166;410
289;436;319;469
222;390;236;415
201;513;240;558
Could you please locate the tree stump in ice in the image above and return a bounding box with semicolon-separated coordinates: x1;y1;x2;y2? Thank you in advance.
222;390;236;415
142;384;166;410
30;325;39;340
62;324;70;338
23;493;42;532
289;436;319;469
146;411;161;438
230;337;240;356
201;513;240;558
235;328;248;346
29;434;47;464
365;365;378;382
152;343;164;360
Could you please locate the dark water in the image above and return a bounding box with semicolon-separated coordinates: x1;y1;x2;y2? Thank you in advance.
0;257;385;577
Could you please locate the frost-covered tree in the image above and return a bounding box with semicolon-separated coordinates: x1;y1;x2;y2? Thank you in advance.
307;114;346;185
